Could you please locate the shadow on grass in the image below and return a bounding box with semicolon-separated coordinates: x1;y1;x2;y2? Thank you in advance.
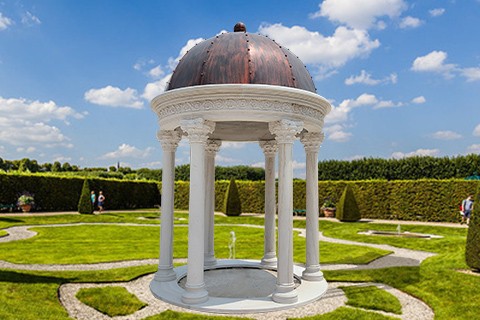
0;217;25;223
0;270;64;284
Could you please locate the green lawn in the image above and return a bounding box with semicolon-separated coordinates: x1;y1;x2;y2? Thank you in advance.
340;285;402;314
0;211;477;319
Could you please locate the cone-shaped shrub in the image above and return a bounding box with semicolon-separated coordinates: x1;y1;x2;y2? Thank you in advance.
223;178;242;216
78;179;94;214
336;184;361;222
466;186;480;270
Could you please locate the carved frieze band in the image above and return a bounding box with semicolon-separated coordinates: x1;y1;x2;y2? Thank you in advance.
180;118;215;144
259;140;278;157
269;119;304;144
155;99;325;121
157;130;182;152
300;131;325;153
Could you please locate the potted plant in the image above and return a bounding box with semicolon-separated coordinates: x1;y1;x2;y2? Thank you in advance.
17;192;34;213
321;198;336;218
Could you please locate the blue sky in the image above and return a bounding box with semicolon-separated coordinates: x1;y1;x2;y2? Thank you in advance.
1;0;479;177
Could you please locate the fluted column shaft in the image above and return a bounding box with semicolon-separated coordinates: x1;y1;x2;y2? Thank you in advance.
204;140;221;266
154;130;182;282
269;119;303;304
259;140;278;266
301;132;325;281
180;118;215;304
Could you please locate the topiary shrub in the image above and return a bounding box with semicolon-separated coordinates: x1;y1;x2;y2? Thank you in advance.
466;187;480;270
223;178;242;216
78;179;94;214
336;184;361;222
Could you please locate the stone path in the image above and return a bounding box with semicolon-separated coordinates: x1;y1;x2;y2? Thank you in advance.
0;221;437;319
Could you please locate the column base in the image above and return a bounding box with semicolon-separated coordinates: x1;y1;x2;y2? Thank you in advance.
154;267;176;282
272;285;298;304
204;254;217;267
261;254;277;267
302;266;324;281
181;283;209;304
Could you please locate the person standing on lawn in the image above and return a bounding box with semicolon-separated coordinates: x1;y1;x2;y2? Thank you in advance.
90;191;96;211
461;194;474;225
97;191;105;213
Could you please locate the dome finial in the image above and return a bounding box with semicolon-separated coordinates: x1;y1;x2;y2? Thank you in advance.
234;22;246;32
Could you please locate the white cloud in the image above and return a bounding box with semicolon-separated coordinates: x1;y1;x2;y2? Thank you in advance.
411;96;426;104
16;146;36;153
473;124;480;137
345;70;397;85
0;12;13;30
0;118;71;147
84;85;144;109
215;154;240;164
258;23;380;68
431;131;462;140
461;67;480;82
399;16;423;29
221;142;248;149
391;148;440;159
21;11;41;26
411;51;456;78
148;65;165;79
429;8;445;17
143;74;171;101
323;124;352;142
101;144;153;159
373;100;403;109
467;144;480;154
312;0;407;30
0;96;84;121
250;162;265;168
53;156;72;162
292;161;306;170
0;96;84;148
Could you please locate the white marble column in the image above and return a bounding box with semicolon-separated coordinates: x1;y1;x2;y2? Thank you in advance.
204;139;221;266
269;119;303;304
154;129;182;282
180;118;215;304
300;131;325;281
259;140;278;267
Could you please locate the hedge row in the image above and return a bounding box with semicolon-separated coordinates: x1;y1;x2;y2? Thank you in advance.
172;179;479;222
0;172;161;212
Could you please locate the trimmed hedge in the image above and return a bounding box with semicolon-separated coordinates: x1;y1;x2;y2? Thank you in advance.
78;179;94;214
466;185;480;270
223;178;242;216
0;172;161;212
172;179;479;222
336;185;361;222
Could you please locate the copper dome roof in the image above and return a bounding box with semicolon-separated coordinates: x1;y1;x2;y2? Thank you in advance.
167;24;316;93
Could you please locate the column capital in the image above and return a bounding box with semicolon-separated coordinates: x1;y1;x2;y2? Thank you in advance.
259;140;278;157
205;139;222;156
300;131;324;153
157;130;182;152
269;119;303;144
180;118;215;144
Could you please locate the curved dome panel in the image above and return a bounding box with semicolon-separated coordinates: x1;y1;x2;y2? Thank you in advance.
167;27;316;93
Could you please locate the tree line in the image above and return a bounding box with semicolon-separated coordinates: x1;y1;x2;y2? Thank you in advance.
1;154;479;181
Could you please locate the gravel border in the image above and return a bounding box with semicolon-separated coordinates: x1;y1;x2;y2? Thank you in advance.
1;221;436;319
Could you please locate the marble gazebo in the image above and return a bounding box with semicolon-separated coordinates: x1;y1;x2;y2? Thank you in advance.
150;23;332;313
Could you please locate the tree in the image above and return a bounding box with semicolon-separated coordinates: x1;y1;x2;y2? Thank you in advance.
466;184;480;270
52;161;62;172
336;184;361;222
223;178;242;216
77;179;94;214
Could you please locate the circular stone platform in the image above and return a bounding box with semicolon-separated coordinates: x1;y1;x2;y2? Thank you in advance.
150;259;328;314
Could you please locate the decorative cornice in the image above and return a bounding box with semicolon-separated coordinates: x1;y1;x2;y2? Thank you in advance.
269;119;304;144
180;118;215;144
300;132;325;153
259;140;278;156
205;139;222;155
157;130;182;152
